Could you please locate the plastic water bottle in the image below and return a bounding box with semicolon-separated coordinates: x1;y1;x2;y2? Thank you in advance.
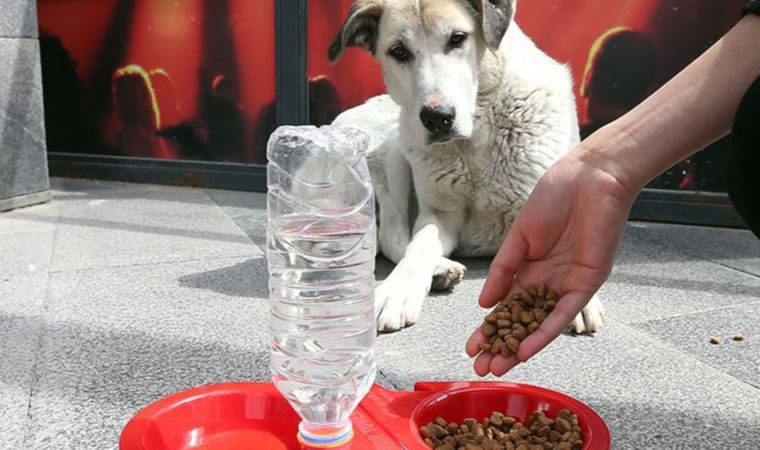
266;125;377;448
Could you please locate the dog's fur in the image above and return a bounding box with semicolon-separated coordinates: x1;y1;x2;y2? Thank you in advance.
330;0;605;332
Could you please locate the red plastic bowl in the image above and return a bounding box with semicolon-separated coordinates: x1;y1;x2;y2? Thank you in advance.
410;382;610;449
120;382;610;450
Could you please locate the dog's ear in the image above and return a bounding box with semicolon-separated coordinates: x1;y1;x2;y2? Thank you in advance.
328;1;384;64
467;0;515;52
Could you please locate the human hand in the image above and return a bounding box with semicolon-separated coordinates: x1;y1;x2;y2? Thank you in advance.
465;148;638;376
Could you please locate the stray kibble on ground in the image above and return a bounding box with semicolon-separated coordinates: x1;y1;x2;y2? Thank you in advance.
709;334;747;345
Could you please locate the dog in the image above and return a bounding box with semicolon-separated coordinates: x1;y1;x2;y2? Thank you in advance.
329;0;605;333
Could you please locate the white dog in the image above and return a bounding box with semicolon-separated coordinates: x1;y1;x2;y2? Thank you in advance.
330;0;605;333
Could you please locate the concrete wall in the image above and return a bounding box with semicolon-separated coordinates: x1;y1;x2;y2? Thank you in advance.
0;0;50;212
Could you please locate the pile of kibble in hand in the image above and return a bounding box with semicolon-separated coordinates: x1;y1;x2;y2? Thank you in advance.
420;409;583;450
478;284;557;358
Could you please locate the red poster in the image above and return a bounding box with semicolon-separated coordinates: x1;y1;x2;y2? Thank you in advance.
39;0;747;191
38;0;275;164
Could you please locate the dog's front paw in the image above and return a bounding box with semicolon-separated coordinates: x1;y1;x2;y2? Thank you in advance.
375;272;429;332
431;258;466;291
569;294;606;334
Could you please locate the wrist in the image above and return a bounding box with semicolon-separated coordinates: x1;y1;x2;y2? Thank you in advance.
572;121;648;197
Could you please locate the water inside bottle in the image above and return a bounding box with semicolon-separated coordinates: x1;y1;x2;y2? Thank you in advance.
269;213;377;427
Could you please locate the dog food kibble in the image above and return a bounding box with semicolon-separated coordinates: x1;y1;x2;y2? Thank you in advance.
420;409;583;450
733;333;745;342
479;284;557;357
709;336;722;345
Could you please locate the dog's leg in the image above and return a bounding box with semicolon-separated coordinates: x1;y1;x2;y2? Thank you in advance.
570;294;606;333
370;144;412;264
375;213;460;331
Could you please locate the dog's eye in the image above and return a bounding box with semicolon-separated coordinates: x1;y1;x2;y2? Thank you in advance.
388;43;412;62
448;32;468;49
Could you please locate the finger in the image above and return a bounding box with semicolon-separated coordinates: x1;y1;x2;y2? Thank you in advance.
479;227;528;308
465;328;487;357
474;352;494;377
516;290;591;361
489;354;521;377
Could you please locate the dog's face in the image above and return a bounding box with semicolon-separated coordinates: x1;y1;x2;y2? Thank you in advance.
330;0;514;147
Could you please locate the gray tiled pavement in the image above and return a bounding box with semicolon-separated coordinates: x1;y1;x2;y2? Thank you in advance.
633;302;760;389
628;222;760;277
47;179;257;272
1;179;759;449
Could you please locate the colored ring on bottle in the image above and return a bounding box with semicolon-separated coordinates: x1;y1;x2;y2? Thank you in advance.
297;423;354;448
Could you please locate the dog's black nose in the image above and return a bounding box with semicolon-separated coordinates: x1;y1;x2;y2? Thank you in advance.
420;106;455;134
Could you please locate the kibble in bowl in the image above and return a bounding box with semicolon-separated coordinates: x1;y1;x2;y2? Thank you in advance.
411;386;610;450
420;409;584;450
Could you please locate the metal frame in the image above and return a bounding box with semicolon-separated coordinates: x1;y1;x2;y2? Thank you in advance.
630;189;747;229
45;1;747;229
275;0;309;126
48;153;267;192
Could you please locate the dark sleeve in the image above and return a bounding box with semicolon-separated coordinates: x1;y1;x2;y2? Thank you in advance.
745;0;760;15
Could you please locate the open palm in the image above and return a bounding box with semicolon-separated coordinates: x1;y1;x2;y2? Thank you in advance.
465;153;637;376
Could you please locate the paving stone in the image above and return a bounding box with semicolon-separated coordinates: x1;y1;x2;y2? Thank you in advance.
0;275;48;450
634;302;760;389
599;230;760;324
46;179;259;272
25;257;270;450
628;221;760;277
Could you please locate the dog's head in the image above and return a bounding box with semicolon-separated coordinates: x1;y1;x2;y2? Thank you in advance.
330;0;515;147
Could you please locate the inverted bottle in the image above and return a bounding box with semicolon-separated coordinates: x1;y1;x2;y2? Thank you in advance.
266;125;377;448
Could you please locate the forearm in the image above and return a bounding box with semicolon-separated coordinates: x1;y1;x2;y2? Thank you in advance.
579;14;760;193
